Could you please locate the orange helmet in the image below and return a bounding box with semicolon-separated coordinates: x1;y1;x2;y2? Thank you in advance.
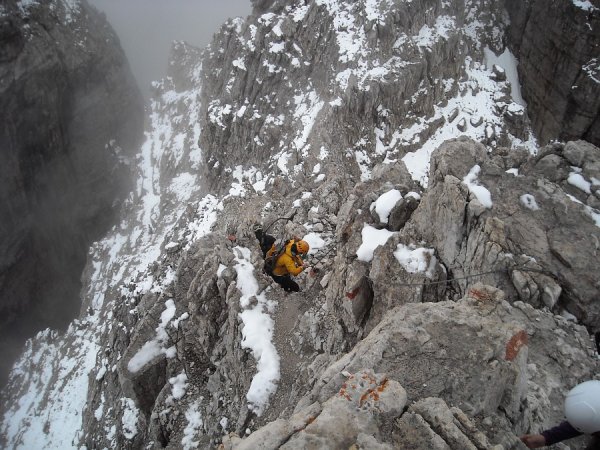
295;240;310;255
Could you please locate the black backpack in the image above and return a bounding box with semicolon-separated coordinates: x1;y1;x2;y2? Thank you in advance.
263;240;291;276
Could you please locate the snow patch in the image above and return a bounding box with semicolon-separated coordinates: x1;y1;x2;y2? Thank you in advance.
520;194;540;211
463;165;493;208
484;47;526;105
572;0;597;12
568;171;592;194
232;247;279;415
121;397;139;440
303;232;326;254
415;15;455;49
356;224;395;262
370;189;402;223
169;373;189;400
182;400;204;450
394;244;437;278
128;300;178;373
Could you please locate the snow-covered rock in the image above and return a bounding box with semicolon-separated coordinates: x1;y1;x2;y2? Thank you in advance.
1;1;600;449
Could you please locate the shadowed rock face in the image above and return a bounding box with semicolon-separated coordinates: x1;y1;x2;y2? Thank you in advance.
0;0;143;386
505;0;600;146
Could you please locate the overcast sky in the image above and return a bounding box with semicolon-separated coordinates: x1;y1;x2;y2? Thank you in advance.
89;0;252;99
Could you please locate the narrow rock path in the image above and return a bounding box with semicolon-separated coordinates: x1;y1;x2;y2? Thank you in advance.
259;291;312;425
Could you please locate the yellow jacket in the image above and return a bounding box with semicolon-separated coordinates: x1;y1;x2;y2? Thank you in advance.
267;240;305;276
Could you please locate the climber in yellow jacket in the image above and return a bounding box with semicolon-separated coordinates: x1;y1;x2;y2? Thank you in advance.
255;224;309;292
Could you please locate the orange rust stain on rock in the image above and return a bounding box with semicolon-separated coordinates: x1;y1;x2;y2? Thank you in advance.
376;379;389;392
469;288;492;301
359;391;369;406
346;287;361;300
306;416;316;425
359;378;388;406
505;330;528;361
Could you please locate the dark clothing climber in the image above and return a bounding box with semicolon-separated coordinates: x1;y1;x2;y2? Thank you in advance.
523;420;600;450
254;225;309;292
520;380;600;449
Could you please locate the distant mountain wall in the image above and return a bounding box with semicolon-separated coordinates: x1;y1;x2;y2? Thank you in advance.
506;0;600;146
0;0;143;386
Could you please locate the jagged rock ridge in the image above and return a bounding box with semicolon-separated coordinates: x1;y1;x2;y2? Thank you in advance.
1;1;599;449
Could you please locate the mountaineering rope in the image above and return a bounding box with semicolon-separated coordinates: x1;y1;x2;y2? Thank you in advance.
386;264;554;288
390;268;507;287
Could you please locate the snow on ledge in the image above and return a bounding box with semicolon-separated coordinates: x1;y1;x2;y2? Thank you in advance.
483;47;526;106
462;165;493;208
393;244;437;279
370;189;402;224
356;224;396;262
127;300;178;373
568;170;592;194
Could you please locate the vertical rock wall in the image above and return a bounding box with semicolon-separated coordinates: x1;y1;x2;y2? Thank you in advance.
0;0;143;386
505;0;600;146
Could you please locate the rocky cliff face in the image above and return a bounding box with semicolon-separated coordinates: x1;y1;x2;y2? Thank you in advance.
505;0;600;146
0;0;143;386
1;1;599;449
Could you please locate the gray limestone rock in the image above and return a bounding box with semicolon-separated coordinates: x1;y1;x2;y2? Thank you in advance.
505;0;600;146
3;1;600;449
410;138;600;332
0;0;143;386
388;195;420;231
222;368;407;450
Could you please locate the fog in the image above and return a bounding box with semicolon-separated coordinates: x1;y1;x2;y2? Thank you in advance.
89;0;252;99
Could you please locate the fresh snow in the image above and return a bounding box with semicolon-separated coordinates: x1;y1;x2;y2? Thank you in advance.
370;189;402;223
572;0;597;12
401;56;537;186
415;15;455;49
315;0;367;63
303;232;326;254
1;326;99;450
127;300;178;373
463;165;493;208
568;170;592;194
269;41;285;53
356;224;395;262
520;194;540;211
292;90;324;157
232;57;246;70
582;58;600;84
169;372;189;400
393;244;437;278
121;397;140;439
182;400;204;450
233;247;280;415
483;47;526;105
